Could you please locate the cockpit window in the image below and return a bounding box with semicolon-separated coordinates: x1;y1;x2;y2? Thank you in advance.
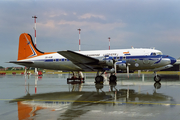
151;53;156;56
156;52;163;55
151;52;163;56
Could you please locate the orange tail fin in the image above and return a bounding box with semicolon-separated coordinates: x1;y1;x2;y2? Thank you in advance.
18;33;44;60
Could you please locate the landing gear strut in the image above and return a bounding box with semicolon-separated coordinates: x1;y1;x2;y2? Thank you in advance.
154;75;161;82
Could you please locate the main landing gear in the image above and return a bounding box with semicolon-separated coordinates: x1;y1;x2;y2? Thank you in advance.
95;71;104;83
95;71;117;83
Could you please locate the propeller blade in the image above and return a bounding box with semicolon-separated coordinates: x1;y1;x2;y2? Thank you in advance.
114;62;117;74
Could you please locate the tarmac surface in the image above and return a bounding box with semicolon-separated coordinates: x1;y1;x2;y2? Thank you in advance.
0;73;180;120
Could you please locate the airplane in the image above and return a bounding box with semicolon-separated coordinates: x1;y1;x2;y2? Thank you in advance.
9;33;177;83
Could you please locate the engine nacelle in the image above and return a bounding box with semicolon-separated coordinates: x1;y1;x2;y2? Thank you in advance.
105;60;114;67
104;68;115;73
116;61;126;70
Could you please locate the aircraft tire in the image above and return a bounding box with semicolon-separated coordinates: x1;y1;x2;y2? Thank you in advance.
95;76;104;83
109;75;117;82
154;75;161;82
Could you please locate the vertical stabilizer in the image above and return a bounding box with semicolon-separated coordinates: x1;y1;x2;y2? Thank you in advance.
18;33;44;60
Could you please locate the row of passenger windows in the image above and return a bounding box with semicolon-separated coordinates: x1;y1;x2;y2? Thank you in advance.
50;59;69;62
58;59;69;61
50;57;122;62
107;57;125;60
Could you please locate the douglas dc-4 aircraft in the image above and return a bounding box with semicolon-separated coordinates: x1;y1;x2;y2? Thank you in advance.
9;33;176;83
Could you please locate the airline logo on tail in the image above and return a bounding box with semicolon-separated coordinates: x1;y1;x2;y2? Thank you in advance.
24;34;37;58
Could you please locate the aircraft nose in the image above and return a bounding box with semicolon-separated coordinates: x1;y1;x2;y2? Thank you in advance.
170;57;176;65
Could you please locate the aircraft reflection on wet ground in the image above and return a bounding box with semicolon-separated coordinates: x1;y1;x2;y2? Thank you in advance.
5;73;180;120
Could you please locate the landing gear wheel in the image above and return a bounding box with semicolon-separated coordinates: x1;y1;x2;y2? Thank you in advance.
154;75;161;82
95;76;104;83
109;75;117;82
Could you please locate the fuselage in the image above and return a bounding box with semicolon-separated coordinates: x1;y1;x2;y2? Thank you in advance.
16;48;176;72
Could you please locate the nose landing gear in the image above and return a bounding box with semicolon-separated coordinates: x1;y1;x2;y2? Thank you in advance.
154;72;161;82
154;75;161;82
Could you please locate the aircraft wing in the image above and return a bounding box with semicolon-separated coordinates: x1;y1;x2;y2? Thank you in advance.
57;50;102;71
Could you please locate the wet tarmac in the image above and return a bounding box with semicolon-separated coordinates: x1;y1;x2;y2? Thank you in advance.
0;73;180;120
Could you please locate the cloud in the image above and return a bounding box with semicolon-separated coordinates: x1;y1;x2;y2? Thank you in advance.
38;20;56;29
38;20;126;30
43;10;68;18
73;12;77;15
36;19;127;40
79;13;106;20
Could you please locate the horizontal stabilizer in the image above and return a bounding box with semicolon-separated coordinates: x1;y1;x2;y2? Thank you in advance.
8;61;34;64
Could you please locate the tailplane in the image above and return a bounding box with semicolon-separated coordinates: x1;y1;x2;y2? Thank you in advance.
18;33;44;60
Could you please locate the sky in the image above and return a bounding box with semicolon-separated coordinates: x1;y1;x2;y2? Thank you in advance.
0;0;180;67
